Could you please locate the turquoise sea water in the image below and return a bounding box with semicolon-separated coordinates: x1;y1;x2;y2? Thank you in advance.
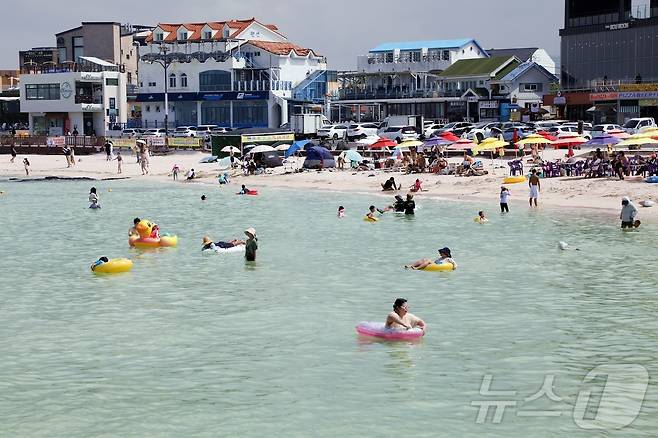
1;179;658;437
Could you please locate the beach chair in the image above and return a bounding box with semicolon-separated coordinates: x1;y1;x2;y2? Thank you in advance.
508;159;524;176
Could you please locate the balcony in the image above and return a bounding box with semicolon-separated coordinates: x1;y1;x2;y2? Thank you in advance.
337;87;441;101
233;80;292;92
356;54;451;74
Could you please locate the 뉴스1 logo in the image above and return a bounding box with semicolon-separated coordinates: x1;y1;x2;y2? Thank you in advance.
60;82;73;98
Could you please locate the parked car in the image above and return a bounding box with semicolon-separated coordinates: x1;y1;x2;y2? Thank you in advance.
501;127;536;142
528;120;563;130
466;122;502;142
591;124;623;137
434;122;474;137
562;122;593;131
210;127;233;135
379;126;418;143
623;117;657;135
423;123;445;138
347;123;379;141
195;124;218;136
142;128;167;137
317;124;348;140
173;126;198;137
121;128;140;138
546;125;591;140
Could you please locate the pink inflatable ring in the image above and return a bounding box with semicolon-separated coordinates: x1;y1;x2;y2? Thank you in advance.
355;322;425;341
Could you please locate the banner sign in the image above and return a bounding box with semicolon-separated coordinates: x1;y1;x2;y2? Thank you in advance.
241;133;294;143
46;136;65;147
167;137;202;148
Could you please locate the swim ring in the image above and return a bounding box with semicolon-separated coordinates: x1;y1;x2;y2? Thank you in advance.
645;176;658;183
420;262;455;272
128;219;178;248
363;216;379;222
355;322;424;341
503;175;526;184
202;244;245;254
236;190;258;195
91;258;133;274
473;217;488;224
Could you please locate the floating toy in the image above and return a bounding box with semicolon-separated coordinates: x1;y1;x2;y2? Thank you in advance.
355;322;424;341
503;175;526;184
363;216;378;222
129;219;178;248
645;176;658;184
420;262;455;272
91;258;133;274
236;190;258;195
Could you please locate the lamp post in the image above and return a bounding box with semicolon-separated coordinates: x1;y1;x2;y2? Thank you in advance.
150;45;172;136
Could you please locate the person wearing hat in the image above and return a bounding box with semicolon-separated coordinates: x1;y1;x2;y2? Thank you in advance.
405;247;457;270
201;235;245;251
244;228;258;261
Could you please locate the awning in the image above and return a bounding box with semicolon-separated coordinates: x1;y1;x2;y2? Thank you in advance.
79;56;116;67
0;97;19;101
586;104;617;113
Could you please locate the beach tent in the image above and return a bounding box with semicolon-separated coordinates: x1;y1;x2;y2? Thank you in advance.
285;139;313;158
303;146;335;169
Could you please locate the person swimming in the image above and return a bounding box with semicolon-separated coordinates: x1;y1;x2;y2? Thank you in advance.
202;236;245;251
337;206;345;218
201;195;207;201
91;256;109;269
238;184;250;194
474;211;488;223
385;298;426;332
405;247;457;270
366;205;384;220
89;187;101;209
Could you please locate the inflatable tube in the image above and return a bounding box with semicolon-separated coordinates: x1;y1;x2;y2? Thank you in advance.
473;217;488;224
236;190;258;195
503;175;526;184
421;262;455;272
355;322;424;341
129;235;178;248
203;244;245;254
91;258;133;274
363;216;378;222
159;235;178;247
645;176;658;184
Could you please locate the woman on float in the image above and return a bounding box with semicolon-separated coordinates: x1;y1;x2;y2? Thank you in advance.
405;247;457;270
385;298;426;332
202;236;245;251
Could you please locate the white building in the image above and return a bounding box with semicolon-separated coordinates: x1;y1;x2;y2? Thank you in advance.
136;18;329;129
20;57;127;136
486;48;557;76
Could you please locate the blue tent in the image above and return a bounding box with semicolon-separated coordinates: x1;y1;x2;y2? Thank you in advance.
303;146;335;169
285;139;312;158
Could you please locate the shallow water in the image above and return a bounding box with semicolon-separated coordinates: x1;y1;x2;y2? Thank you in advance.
1;180;658;437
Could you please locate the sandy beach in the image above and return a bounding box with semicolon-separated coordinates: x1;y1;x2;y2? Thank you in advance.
2;148;657;221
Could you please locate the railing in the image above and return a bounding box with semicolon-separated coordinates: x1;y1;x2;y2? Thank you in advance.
74;96;103;104
21;62;124;75
337;88;441;100
233;80;292;92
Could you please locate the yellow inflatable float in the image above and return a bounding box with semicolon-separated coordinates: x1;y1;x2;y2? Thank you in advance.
420;262;455;272
363;216;379;222
128;219;178;248
503;175;526;184
91;258;133;274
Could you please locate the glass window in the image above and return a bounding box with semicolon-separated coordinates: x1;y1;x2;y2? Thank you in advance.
233;100;267;127
106;78;119;86
73;36;84;61
203;31;212;40
201;101;230;125
155;33;163;41
199;70;231;91
58;47;67;63
25;83;60;100
169;73;177;88
180;73;188;88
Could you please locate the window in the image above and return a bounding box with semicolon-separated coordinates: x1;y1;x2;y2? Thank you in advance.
155;105;160;112
178;31;188;40
522;83;541;92
442;50;450;61
201;101;230;125
58;47;67;62
155;33;164;41
127;72;132;84
73;36;84;61
169;73;177;88
232;100;268;126
199;70;231;91
145;105;150;112
180;73;188;88
203;31;212;40
148;82;156;87
106;78;119;86
254;51;261;57
25;83;60;100
223;28;230;38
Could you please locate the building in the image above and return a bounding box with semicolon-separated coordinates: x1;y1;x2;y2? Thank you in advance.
335;39;488;122
135;18;330;129
546;0;658;122
486;48;557;75
19;48;58;70
19;57;127;136
0;70;20;92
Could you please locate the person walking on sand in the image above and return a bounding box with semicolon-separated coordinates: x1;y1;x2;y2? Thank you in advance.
244;228;258;262
528;169;540;207
115;152;123;174
10;144;17;163
172;164;179;180
104;140;112;161
63;145;71;167
23;158;30;176
69;145;76;167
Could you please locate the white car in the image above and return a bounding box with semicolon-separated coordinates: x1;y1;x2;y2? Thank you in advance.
173;126;198;137
547;126;591;140
142;128;167;137
121;128;140;138
379;126;418;143
210;127;233;135
591;124;623;137
424;123;445;138
347;123;379;141
466;122;502;143
623;117;657;135
317;124;348;140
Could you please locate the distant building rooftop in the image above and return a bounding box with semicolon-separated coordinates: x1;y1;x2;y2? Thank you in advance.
437;56;518;79
369;38;480;53
486;48;539;62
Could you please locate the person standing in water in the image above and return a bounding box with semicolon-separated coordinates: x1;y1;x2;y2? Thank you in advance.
404;193;415;215
528;169;540;207
500;187;510;213
89;187;100;209
244;228;258;262
115;152;123;174
385;298;426;332
620;196;639;229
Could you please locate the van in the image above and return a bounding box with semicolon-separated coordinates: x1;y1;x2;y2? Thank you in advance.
623;117;656;135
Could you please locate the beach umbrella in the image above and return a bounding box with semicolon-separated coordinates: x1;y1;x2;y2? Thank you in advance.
369;138;398;149
247;145;276;154
447;139;478;150
285;139;312;158
275;143;291;151
637;127;658;137
515;134;553;146
583;134;620;147
391;147;405;160
536;130;558;141
551;136;588;148
221;146;240;153
423;136;452;147
356;135;380;146
472;137;507;154
608;130;630;139
439;131;460;142
344;149;364;162
617;137;658;147
398;139;424;148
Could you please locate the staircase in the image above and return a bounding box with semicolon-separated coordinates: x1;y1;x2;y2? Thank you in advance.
292;70;327;103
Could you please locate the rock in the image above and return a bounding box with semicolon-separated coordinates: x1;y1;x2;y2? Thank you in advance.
640;200;655;207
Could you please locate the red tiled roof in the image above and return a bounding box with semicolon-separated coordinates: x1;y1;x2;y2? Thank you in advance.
145;18;284;43
245;40;318;57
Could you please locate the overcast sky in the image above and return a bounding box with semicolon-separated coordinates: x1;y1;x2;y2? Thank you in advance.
2;0;564;70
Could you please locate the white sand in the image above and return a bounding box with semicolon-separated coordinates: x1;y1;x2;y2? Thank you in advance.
2;148;657;221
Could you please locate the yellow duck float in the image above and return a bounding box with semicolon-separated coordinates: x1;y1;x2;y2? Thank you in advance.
129;219;178;248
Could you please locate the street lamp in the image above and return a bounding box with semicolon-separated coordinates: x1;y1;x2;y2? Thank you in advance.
150;45;172;136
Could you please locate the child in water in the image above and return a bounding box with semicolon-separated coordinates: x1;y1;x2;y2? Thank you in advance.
500;187;510;213
239;184;250;194
91;256;109;270
89;187;101;209
337;206;345;218
366;205;384;220
474;211;488;223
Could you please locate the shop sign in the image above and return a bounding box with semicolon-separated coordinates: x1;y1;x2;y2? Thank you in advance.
591;92;619;101
619;83;658;92
619;91;658;100
605;22;629;30
80;72;102;81
639;99;658;107
553;96;566;105
241;133;295;143
168;137;202;148
466;96;479;103
46;136;65;147
479;100;499;109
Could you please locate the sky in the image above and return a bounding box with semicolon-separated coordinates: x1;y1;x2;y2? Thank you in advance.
1;0;564;70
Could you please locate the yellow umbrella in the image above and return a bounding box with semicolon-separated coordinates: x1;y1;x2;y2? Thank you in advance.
636;127;658;137
398;139;424;148
472;137;507;154
515;135;553;146
617;137;658;147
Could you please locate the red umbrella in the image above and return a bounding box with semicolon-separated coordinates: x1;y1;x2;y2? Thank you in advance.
439;131;460;142
447;139;478;150
536;130;558;141
369;138;398;149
